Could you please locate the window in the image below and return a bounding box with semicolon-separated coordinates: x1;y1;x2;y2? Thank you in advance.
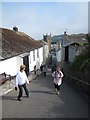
33;50;35;61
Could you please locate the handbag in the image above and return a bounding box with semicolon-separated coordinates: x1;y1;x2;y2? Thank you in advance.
15;86;17;91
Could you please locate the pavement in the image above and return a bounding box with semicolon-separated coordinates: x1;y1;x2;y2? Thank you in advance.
0;71;38;96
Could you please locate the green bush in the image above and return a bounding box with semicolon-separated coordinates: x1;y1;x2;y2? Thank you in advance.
70;51;90;71
80;58;90;70
70;34;90;71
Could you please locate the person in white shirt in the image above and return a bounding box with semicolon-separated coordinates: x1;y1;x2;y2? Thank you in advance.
52;66;64;95
15;64;29;101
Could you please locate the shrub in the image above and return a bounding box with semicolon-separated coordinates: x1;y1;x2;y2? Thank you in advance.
70;50;90;71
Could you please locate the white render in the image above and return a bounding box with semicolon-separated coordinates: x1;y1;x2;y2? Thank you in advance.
29;47;43;71
0;56;23;76
43;44;49;65
56;49;62;62
0;47;43;76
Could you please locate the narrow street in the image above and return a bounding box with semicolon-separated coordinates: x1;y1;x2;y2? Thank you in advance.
2;69;88;118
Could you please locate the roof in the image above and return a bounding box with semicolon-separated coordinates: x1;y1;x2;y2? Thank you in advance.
38;40;48;46
88;32;90;37
63;33;87;47
62;41;80;47
0;28;42;59
51;35;64;44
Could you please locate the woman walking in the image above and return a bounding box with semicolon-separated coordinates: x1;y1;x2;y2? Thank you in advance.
52;66;64;95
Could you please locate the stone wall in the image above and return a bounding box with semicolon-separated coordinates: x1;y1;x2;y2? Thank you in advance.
62;61;89;95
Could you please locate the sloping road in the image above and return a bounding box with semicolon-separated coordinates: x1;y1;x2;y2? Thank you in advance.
2;69;88;118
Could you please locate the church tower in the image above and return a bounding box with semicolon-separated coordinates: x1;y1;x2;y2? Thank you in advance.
43;33;51;52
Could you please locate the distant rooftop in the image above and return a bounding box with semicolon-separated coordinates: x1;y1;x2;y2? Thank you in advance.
63;33;87;47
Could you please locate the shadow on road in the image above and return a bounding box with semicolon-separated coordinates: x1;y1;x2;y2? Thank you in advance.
2;96;17;101
29;90;55;94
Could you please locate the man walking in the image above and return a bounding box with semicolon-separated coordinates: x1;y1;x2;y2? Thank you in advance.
15;64;29;101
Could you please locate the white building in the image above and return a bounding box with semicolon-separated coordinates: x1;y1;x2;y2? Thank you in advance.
0;27;43;76
56;49;62;62
39;40;49;65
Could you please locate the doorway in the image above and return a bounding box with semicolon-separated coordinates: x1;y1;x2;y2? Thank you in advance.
65;46;69;61
23;56;29;76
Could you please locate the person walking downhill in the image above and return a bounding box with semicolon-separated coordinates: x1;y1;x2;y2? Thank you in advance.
43;65;47;77
15;64;29;101
34;65;37;74
52;66;64;95
40;64;43;74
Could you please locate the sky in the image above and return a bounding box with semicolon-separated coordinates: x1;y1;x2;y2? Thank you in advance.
1;1;89;40
88;2;90;32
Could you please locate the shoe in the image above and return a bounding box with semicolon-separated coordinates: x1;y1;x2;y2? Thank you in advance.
56;91;60;95
57;91;60;95
17;98;21;101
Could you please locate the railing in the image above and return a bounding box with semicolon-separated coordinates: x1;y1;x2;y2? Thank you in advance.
64;72;89;85
64;73;89;96
70;75;90;86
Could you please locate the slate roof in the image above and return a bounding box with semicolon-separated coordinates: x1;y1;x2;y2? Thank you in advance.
0;28;42;59
88;32;90;37
63;33;87;47
38;40;48;46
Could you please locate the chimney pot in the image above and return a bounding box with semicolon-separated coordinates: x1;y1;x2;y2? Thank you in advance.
64;31;67;37
13;26;18;32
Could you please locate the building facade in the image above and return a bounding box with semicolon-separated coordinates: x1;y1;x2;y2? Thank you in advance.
0;27;43;76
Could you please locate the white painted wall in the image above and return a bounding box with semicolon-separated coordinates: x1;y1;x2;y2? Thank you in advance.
16;56;23;72
0;56;23;76
0;47;43;76
29;50;36;72
43;44;49;64
38;47;43;65
29;47;43;71
56;49;62;62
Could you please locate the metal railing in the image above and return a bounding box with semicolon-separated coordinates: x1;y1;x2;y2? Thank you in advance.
70;75;90;86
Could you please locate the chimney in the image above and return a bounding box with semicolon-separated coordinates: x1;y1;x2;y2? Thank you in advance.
13;26;18;32
64;31;67;36
63;31;68;44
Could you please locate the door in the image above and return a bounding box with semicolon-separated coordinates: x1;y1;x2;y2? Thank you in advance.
65;46;69;61
23;56;29;76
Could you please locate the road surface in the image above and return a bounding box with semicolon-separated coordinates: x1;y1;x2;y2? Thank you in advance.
2;69;88;118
